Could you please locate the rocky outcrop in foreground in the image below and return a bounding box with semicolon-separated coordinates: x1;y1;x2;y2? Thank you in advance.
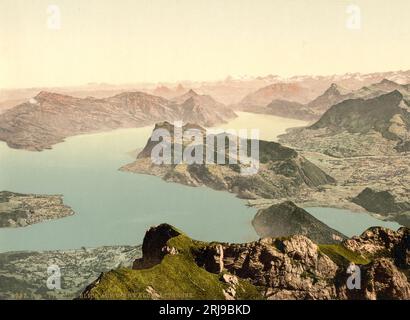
81;224;409;300
0;191;74;227
252;201;347;244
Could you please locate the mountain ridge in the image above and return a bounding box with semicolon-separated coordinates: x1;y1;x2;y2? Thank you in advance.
239;79;410;121
310;90;410;141
279;89;410;157
0;90;236;151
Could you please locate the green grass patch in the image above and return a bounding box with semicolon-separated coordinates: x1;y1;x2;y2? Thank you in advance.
84;233;262;300
319;244;371;266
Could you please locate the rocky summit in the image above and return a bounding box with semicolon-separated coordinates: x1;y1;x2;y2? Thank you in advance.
306;83;351;115
80;224;409;300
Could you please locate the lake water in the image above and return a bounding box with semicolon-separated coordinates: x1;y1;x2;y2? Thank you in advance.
0;112;402;252
209;112;308;141
0;124;259;252
306;207;402;238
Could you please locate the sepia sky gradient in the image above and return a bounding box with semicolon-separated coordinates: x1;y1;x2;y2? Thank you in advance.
1;0;410;88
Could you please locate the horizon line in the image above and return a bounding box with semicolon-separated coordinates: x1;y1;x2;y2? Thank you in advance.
2;68;410;91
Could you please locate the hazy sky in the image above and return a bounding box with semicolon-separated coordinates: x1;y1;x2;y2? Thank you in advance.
1;0;409;88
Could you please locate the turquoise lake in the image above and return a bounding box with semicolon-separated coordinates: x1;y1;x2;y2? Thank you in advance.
306;207;401;238
0;112;402;252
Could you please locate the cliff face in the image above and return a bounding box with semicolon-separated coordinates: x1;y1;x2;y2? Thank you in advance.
81;224;410;300
252;201;347;244
121;122;335;200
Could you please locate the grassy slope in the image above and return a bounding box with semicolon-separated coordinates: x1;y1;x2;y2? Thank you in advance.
319;244;371;266
83;231;262;300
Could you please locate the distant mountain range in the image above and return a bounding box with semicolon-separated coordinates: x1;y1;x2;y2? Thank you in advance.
152;84;187;100
1;71;410;152
1;70;410;110
239;79;410;121
237;82;315;106
309;79;410;115
219;70;410;105
0;90;235;151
